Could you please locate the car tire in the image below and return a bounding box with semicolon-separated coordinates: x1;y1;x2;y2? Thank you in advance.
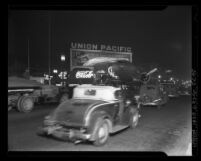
59;93;69;104
93;119;110;146
17;95;34;113
129;109;139;128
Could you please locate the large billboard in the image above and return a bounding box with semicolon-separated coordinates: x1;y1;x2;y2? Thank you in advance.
70;42;133;70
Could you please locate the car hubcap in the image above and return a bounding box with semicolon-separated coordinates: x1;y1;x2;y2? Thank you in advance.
133;114;138;125
23;98;33;110
98;124;108;143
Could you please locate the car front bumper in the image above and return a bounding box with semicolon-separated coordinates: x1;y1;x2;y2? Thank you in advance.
141;102;160;106
141;98;162;106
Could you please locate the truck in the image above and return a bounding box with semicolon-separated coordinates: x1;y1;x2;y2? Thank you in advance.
8;76;68;113
138;68;169;108
63;57;137;101
160;81;180;98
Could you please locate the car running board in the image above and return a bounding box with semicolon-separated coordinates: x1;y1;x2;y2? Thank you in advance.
112;125;129;133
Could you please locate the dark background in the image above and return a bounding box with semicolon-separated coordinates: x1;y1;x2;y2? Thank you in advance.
8;6;192;80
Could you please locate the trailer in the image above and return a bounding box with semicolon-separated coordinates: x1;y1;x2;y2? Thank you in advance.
8;76;68;113
8;76;43;112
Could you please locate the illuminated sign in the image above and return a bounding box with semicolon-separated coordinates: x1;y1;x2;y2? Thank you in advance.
44;74;53;80
70;49;132;70
70;42;133;70
71;42;132;53
76;71;94;79
59;72;67;79
108;66;118;79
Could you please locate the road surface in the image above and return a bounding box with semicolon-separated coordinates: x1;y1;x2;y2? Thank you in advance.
8;95;192;156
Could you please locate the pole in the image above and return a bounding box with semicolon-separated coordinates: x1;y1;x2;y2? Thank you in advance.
28;39;30;74
48;13;51;85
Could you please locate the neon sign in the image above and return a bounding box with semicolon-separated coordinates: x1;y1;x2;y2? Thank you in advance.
71;42;132;53
108;66;118;79
76;71;93;79
59;72;67;79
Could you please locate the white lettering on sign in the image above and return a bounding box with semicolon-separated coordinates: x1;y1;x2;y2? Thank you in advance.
76;71;94;78
71;42;98;50
108;66;118;79
71;42;132;53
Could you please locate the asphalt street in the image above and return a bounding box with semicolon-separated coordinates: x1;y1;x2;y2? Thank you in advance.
8;95;192;156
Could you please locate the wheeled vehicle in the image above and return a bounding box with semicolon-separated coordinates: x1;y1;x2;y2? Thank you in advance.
139;78;169;108
160;81;179;98
37;57;142;146
8;76;70;113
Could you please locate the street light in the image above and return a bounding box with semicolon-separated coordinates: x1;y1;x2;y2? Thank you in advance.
53;69;58;73
60;54;66;86
158;75;162;79
61;54;65;61
165;69;172;73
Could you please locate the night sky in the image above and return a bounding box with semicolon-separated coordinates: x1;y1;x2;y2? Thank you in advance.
8;6;192;80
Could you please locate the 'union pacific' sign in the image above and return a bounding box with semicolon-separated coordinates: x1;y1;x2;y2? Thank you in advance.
71;42;132;53
70;42;133;70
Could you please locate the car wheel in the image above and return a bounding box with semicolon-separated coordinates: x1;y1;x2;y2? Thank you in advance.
59;93;69;104
129;109;139;128
93;119;110;146
17;96;34;113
